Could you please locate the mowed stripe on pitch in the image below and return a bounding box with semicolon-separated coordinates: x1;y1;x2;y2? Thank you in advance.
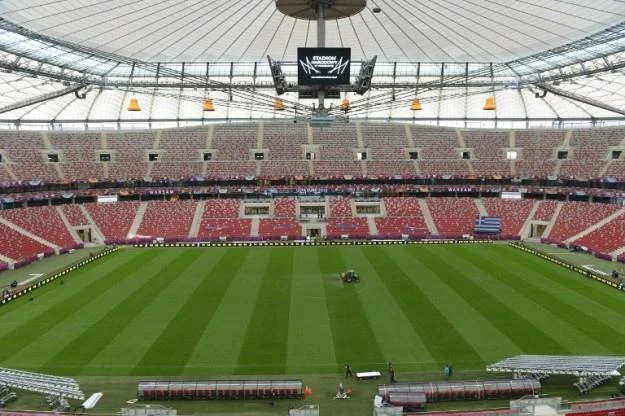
0;249;159;368
235;247;294;375
285;247;337;373
471;245;625;352
0;250;132;331
363;246;484;367
133;248;251;375
442;247;601;354
83;248;230;375
377;245;520;365
38;249;206;374
183;248;272;375
493;245;625;323
339;247;438;370
412;246;569;356
318;247;385;370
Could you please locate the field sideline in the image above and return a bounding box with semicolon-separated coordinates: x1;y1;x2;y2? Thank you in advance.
0;244;623;378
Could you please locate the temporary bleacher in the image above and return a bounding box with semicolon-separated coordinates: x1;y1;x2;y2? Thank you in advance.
0;206;75;247
0;367;84;400
548;201;622;242
482;198;534;236
487;355;625;394
426;197;479;236
137;200;197;239
85;201;140;240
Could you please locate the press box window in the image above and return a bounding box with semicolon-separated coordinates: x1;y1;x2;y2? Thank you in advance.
47;153;59;163
99;153;111;162
203;152;213;161
557;150;569;160
506;151;518;160
612;150;622;160
357;151;367;160
254;152;265;160
306;152;316;160
461;151;471;160
0;154;3;163
148;152;159;161
408;151;419;160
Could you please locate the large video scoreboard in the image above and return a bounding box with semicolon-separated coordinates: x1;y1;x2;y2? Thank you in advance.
298;47;351;85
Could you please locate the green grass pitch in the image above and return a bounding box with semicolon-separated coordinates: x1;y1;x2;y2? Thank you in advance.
1;243;624;379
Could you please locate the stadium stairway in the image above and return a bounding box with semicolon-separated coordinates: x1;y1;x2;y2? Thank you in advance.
610;245;625;258
474;199;488;216
419;198;439;235
55;206;82;245
542;202;564;239
564;207;625;243
250;218;260;237
0;217;59;250
189;200;206;238
519;200;540;238
128;202;148;237
79;205;106;243
0;253;15;263
367;216;378;236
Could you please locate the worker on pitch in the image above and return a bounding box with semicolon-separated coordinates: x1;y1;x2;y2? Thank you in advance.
345;364;354;378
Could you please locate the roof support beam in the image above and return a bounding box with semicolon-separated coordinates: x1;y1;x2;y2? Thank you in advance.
0;84;87;115
536;83;625;116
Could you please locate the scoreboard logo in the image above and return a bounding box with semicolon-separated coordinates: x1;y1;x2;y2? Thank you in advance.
298;47;351;85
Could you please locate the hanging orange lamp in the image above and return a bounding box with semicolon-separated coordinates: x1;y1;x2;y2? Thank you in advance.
483;96;496;111
340;97;351;112
127;97;141;112
202;98;215;112
410;98;422;111
274;98;285;111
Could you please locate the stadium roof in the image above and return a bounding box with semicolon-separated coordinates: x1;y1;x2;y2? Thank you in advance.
0;1;625;129
1;0;624;63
